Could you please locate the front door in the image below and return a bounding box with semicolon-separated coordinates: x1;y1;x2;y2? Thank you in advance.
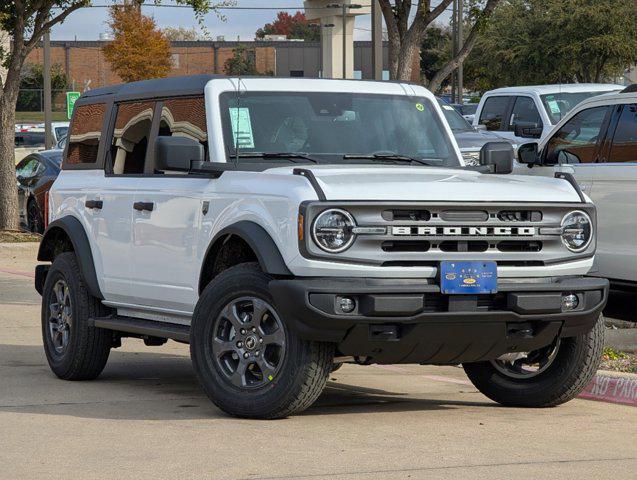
129;96;212;316
585;103;637;281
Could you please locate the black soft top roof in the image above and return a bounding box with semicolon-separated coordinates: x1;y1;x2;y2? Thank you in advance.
79;74;225;102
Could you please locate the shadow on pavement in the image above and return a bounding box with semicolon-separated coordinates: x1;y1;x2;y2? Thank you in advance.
604;290;637;324
0;343;491;421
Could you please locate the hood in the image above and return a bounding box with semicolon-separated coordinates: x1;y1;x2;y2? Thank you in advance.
453;129;510;150
268;165;582;203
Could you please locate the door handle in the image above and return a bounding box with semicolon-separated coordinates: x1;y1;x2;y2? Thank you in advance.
133;201;154;212
85;200;103;210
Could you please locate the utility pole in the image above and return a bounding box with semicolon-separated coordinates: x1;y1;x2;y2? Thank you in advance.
342;3;347;79
457;0;464;104
371;0;383;80
43;30;53;150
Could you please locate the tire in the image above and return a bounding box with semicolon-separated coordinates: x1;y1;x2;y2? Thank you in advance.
27;198;44;234
41;252;112;380
463;314;605;407
190;263;334;419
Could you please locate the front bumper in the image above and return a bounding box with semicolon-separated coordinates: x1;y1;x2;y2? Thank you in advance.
269;276;608;365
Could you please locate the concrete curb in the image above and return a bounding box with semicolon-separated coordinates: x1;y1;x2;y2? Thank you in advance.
605;328;637;353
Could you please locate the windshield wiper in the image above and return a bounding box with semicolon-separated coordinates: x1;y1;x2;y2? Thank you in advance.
342;153;436;167
236;152;318;163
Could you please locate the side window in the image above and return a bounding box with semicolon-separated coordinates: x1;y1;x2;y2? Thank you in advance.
509;96;543;130
478;96;510;131
609;104;637;163
545;106;610;164
110;101;155;175
157;97;208;167
66;103;105;165
16;157;39;178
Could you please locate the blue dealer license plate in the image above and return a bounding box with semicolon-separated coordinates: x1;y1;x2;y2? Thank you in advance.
440;261;497;294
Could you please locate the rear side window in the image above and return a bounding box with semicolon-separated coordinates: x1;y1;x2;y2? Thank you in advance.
157;97;208;161
479;96;510;131
609;104;637;163
509;96;542;130
66;103;105;165
110;101;155;175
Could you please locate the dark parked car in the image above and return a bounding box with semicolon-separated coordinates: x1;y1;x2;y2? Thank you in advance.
16;150;62;233
437;98;512;166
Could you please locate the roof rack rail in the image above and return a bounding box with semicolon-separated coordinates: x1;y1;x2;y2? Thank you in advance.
621;84;637;93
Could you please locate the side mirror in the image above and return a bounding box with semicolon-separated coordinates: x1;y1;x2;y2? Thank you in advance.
479;141;514;174
475;124;487;131
155;136;204;172
517;142;540;166
514;122;543;139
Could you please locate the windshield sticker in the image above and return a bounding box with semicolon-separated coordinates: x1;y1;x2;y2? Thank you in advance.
547;100;561;114
229;107;255;149
416;103;425;112
442;105;455;111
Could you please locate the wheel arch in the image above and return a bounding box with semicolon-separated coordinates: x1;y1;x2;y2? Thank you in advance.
199;221;292;294
37;216;103;299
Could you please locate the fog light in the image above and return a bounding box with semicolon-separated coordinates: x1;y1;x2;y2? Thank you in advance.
338;296;356;314
562;294;579;311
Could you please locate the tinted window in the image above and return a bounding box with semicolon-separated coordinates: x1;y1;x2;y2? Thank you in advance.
438;101;472;131
541;91;620;124
110;101;155;175
157;97;208;164
545;106;610;164
509;96;542;130
220;92;458;167
66;103;105;165
54;126;69;139
609;104;637;163
479;96;510;131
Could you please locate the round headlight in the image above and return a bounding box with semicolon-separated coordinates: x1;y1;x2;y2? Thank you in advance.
561;211;592;252
312;209;356;253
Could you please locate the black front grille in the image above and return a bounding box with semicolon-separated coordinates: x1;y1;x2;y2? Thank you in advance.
382;209;431;222
498;210;543;222
439;241;489;252
382;240;430;252
497;241;543;252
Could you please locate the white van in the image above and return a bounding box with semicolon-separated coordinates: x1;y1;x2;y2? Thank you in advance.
473;84;623;145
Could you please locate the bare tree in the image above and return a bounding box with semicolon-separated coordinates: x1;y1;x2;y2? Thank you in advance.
378;0;501;90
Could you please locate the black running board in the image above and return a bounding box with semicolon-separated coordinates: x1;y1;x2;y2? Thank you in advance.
90;315;190;342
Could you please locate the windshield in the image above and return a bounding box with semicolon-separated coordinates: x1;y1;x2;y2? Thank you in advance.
541;91;620;124
437;100;473;131
220;92;459;167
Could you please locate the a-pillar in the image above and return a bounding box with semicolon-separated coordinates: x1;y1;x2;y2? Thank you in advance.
304;0;371;79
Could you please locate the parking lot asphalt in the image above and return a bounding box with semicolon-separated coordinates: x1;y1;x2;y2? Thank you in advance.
1;244;636;480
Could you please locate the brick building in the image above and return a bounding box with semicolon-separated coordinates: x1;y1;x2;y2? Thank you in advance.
26;40;404;92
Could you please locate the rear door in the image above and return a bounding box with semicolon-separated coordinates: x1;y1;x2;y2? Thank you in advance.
586;103;637;281
129;96;211;316
476;95;513;134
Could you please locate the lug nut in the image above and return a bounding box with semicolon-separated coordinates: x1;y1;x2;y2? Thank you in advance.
259;338;263;344
243;353;249;359
240;328;246;335
255;351;260;356
237;341;243;348
251;327;256;332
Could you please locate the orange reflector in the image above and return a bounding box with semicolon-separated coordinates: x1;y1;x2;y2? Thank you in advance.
298;213;304;241
44;191;50;229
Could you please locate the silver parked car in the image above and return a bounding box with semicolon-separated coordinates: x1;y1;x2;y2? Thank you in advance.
517;85;637;286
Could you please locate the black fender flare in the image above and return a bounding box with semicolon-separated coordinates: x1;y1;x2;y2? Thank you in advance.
37;216;103;299
201;221;292;288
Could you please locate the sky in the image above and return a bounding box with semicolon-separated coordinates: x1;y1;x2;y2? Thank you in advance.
50;1;452;42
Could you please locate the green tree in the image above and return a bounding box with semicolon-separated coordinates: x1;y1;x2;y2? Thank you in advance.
465;0;637;92
0;0;229;231
420;25;453;91
223;45;258;76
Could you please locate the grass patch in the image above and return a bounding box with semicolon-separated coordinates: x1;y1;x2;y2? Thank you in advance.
601;348;637;374
15;111;68;123
0;230;41;243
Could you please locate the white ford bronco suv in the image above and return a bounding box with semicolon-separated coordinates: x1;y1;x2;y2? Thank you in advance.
35;75;608;419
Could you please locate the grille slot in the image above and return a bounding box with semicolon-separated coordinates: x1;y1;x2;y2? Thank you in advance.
440;210;488;222
438;241;489;252
497;241;543;252
382;209;431;222
382;241;430;252
498;210;543;222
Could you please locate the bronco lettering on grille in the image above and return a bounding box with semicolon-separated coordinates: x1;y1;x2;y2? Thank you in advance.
391;226;536;236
